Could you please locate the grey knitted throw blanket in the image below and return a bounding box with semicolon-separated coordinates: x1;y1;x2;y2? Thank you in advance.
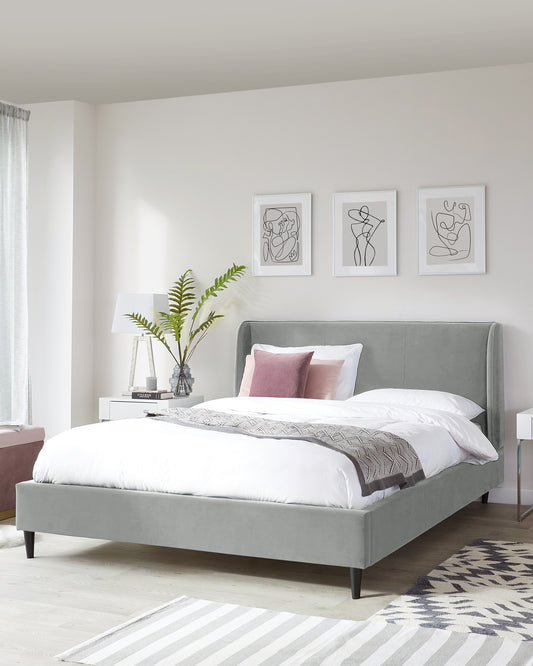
151;408;426;497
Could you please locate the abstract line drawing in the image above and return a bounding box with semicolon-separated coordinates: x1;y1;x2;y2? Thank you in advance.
262;206;300;264
418;185;485;275
429;199;472;262
253;193;311;276
347;205;385;267
333;190;397;277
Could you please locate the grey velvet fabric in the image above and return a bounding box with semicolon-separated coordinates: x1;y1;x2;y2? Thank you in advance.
17;320;504;571
16;454;500;569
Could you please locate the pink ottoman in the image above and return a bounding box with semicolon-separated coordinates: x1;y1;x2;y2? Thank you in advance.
0;425;45;519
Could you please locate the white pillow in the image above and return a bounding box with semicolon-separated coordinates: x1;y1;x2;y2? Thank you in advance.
349;388;484;419
251;343;363;400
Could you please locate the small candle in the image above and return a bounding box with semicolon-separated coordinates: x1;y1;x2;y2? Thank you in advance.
146;376;157;391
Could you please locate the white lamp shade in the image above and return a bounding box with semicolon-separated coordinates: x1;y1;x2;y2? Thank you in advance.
111;293;169;334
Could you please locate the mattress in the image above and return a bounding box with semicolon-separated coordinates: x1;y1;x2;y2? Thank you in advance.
32;397;498;510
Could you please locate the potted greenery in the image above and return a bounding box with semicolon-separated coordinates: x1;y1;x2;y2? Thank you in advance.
126;263;245;396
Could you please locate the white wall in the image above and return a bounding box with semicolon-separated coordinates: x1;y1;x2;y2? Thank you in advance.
28;101;96;437
71;103;96;427
27;62;533;501
28;101;75;436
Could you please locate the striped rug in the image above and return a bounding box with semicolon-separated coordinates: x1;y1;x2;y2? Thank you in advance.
57;595;533;665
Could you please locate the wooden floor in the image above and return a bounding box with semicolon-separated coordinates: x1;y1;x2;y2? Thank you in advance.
1;501;532;665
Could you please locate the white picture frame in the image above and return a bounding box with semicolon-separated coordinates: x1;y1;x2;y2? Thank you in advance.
333;190;397;276
252;193;311;276
418;185;485;275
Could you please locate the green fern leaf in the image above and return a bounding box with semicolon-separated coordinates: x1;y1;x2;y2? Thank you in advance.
189;311;223;343
158;312;187;340
191;263;245;325
168;270;196;317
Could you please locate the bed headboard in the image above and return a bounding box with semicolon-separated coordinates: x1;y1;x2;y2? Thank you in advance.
235;320;504;452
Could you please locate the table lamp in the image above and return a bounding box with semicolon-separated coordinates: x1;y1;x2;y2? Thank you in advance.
112;293;169;394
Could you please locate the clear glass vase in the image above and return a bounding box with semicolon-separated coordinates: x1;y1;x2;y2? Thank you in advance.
170;364;194;397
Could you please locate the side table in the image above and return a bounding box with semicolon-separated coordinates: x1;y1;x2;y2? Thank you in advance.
99;395;205;421
516;408;533;521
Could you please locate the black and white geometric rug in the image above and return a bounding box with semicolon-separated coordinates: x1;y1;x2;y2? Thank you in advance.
372;539;533;642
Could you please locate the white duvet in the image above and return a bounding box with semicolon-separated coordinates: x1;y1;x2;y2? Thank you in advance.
33;397;498;510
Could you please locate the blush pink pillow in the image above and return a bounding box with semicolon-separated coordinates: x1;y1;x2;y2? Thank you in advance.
239;355;343;400
238;355;256;397
248;350;314;398
304;358;344;400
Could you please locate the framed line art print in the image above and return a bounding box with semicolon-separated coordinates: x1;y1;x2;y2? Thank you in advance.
333;190;397;276
252;193;311;276
418;185;485;275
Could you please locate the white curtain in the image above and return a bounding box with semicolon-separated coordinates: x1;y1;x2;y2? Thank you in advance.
0;102;30;425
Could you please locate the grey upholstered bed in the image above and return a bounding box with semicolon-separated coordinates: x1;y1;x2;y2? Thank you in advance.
16;320;504;599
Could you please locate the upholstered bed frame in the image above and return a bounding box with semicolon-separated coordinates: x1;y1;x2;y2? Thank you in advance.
16;321;504;598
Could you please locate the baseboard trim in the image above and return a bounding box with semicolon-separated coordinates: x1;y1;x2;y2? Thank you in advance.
0;508;15;521
488;486;525;505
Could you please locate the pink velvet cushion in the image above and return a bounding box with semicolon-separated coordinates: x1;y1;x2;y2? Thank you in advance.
240;355;343;400
248;350;314;398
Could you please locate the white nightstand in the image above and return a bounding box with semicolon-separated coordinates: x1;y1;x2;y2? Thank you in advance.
99;395;204;421
516;408;533;521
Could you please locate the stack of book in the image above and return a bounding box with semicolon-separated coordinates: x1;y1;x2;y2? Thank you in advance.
131;390;174;400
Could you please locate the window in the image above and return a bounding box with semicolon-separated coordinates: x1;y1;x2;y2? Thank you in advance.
0;102;30;425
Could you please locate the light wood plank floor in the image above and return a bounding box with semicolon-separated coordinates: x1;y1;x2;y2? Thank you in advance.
1;501;532;665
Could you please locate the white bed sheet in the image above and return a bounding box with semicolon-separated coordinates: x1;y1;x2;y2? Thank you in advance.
33;397;498;510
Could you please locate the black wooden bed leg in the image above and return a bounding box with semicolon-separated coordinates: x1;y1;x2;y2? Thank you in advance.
481;492;489;504
350;568;362;599
24;531;35;559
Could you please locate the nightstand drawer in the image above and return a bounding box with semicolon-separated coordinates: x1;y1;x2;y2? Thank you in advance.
108;400;156;420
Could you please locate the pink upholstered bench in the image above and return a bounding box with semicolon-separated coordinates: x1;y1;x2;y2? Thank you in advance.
0;425;45;519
